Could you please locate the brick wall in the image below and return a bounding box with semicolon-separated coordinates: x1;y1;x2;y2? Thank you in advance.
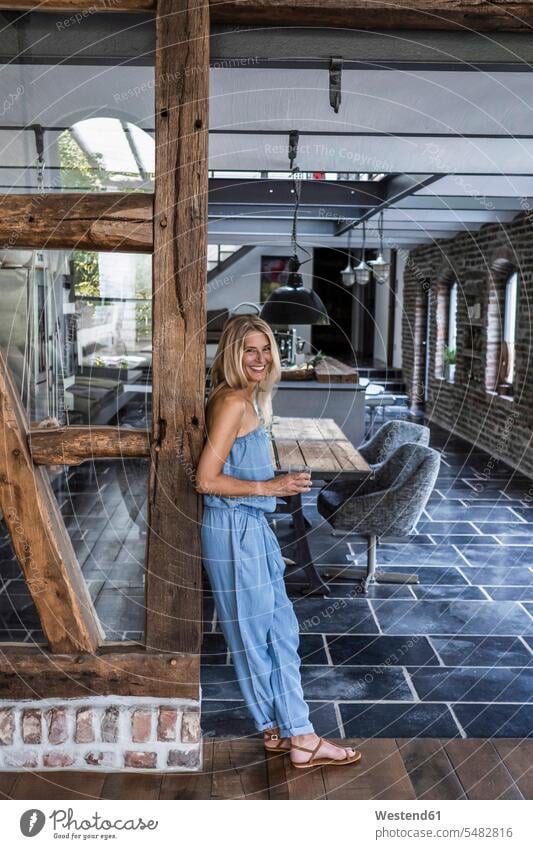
0;695;201;772
402;211;533;478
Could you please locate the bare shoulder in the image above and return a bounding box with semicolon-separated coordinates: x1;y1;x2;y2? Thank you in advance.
206;390;246;432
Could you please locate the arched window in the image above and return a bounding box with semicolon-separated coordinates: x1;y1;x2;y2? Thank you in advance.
501;271;518;391
445;280;458;382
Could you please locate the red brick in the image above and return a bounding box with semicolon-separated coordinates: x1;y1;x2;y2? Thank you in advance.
167;748;200;769
124;751;157;769
47;708;68;745
75;708;94;744
84;751;116;767
4;749;38;768
181;710;200;744
157;707;177;742
0;708;15;745
101;706;119;743
43;751;75;768
22;709;41;744
131;709;152;743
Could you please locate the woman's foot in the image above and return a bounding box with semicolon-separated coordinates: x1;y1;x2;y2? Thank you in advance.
263;726;291;751
290;732;360;767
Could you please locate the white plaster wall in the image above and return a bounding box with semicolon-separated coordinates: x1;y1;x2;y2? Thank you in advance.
393;250;407;370
372;249;391;365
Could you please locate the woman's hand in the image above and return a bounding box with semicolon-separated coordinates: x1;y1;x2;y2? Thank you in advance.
264;471;312;497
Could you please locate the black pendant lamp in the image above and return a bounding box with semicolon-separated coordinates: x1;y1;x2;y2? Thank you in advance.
260;136;330;326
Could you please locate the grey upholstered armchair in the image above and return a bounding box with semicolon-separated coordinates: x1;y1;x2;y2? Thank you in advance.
358;420;430;466
317;442;441;592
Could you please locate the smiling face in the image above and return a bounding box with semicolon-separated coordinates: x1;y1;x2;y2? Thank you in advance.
242;331;273;384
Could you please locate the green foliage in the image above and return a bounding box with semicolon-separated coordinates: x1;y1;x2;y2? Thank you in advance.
72;250;100;298
58;130;104;191
443;346;457;366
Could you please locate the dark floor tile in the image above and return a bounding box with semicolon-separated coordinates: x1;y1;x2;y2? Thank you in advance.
484;586;533;602
494;536;533;546
327;634;439;667
445;535;500;545
460;566;533;586
348;543;463;568
410;666;533;702
200;700;257;737
512;507;533;523
82;560;144;581
459;546;533;568
296;634;329;665
426;505;521;523
300;665;413;701
0;628;33;641
453;703;533;737
411;585;487;600
340;702;461;738
417;522;481;536
201;666;244;700
200;700;340;738
523;603;533;617
468;523;532;536
377;566;469;586
440;489;516;502
293;597;379;635
326;582;415;599
372;600;533;636
522;637;533;653
430;635;533;667
201;633;229;665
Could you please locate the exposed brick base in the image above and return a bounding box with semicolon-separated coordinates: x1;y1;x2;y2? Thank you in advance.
402;211;533;477
0;695;202;772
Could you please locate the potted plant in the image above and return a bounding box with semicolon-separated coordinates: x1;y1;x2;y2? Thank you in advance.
443;345;456;382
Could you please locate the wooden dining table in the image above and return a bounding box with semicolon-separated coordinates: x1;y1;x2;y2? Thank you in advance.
267;416;373;595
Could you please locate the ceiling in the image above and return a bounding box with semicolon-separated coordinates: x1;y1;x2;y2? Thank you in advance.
1;32;533;248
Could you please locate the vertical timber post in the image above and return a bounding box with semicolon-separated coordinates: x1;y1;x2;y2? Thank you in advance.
146;0;208;657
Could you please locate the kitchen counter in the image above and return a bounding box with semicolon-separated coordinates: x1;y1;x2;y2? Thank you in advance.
272;380;366;445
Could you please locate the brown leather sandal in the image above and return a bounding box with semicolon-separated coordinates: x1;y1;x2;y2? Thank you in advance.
290;737;362;769
263;727;291;753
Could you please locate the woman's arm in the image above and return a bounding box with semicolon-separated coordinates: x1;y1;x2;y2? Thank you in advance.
195;394;311;498
195;395;267;497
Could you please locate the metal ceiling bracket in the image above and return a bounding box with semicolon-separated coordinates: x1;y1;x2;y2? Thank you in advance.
288;130;299;168
329;57;343;114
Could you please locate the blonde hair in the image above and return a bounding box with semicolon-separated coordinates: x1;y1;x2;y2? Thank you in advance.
207;314;281;426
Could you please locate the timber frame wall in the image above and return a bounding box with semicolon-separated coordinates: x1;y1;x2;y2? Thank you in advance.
1;0;533;719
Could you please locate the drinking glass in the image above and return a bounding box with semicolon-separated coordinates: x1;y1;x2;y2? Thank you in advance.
288;463;311;477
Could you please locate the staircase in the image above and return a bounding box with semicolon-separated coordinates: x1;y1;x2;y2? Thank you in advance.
207;245;254;283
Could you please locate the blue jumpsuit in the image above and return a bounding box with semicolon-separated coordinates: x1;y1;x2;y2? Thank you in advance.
201;420;315;738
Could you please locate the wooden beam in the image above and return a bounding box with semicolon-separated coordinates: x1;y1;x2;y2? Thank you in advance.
0;644;199;699
29;425;151;466
0;194;153;253
0;1;155;9
146;0;208;655
211;1;533;30
0;349;104;653
1;1;531;31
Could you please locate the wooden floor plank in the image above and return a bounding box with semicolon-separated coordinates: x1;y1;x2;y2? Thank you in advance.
323;739;415;800
159;740;214;800
0;773;18;799
491;739;533;800
396;738;466;800
264;749;290;800
2;739;525;800
444;739;523;800
101;772;162;800
9;771;106;800
211;740;269;800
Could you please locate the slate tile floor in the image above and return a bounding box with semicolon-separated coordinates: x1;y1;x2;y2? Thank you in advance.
1;418;533;739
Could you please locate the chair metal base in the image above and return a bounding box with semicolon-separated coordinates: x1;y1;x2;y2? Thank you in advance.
323;534;419;593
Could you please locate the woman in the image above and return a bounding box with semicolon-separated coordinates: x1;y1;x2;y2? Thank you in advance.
196;314;361;769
